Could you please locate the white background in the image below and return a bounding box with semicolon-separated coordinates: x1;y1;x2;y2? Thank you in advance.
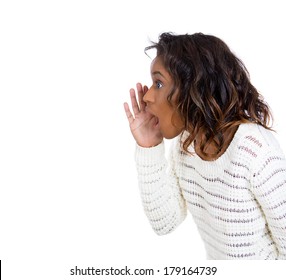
0;0;285;279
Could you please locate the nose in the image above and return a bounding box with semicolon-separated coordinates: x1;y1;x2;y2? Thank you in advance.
143;87;155;103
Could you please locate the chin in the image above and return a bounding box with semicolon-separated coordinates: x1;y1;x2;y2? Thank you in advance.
162;130;183;140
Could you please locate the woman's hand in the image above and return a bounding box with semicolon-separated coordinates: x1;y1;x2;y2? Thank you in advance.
124;83;163;148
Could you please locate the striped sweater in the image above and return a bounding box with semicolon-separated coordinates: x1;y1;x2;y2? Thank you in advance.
135;123;286;259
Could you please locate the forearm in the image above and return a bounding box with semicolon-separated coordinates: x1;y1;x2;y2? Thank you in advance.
135;142;187;235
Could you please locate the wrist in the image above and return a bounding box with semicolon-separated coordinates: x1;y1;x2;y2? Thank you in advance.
136;140;163;148
135;141;165;164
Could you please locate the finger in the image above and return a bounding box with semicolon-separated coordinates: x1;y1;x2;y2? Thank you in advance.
137;83;146;111
143;85;149;94
123;102;134;124
130;88;140;115
140;85;149;111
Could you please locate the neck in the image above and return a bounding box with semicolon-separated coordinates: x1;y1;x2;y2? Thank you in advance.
194;125;238;161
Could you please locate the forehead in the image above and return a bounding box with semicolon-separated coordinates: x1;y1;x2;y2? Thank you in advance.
150;56;172;80
150;56;165;69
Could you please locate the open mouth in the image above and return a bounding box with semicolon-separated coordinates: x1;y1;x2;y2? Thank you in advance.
146;107;160;127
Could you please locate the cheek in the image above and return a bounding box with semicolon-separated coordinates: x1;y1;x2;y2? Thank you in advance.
160;111;184;139
172;111;184;128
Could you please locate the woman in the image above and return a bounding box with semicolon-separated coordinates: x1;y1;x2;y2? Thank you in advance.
123;32;286;259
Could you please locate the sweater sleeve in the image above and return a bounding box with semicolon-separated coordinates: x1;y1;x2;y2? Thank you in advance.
251;148;286;259
135;140;187;235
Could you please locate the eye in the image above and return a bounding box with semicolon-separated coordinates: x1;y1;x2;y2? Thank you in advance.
155;81;163;89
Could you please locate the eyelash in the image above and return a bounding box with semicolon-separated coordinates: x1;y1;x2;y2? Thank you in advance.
155;80;163;89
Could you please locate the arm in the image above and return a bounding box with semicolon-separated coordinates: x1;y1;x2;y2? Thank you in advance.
124;83;186;235
251;149;286;259
135;140;187;235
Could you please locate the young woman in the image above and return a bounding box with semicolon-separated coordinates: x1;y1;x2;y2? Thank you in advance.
123;32;286;260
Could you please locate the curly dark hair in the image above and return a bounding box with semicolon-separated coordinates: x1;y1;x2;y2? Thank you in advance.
145;32;273;157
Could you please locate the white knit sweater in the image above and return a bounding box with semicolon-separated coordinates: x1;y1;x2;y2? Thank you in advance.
135;123;286;260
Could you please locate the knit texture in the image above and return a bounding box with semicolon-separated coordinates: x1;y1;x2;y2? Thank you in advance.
135;123;286;259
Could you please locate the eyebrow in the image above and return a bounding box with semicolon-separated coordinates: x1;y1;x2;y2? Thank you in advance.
151;71;166;79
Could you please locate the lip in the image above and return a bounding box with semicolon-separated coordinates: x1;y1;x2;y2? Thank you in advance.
145;105;152;113
146;106;155;116
146;106;160;127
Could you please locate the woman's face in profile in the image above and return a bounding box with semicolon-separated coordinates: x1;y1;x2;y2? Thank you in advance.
143;56;184;139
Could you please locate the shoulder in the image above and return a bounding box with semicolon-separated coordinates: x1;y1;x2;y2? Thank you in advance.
235;123;284;156
235;124;286;177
